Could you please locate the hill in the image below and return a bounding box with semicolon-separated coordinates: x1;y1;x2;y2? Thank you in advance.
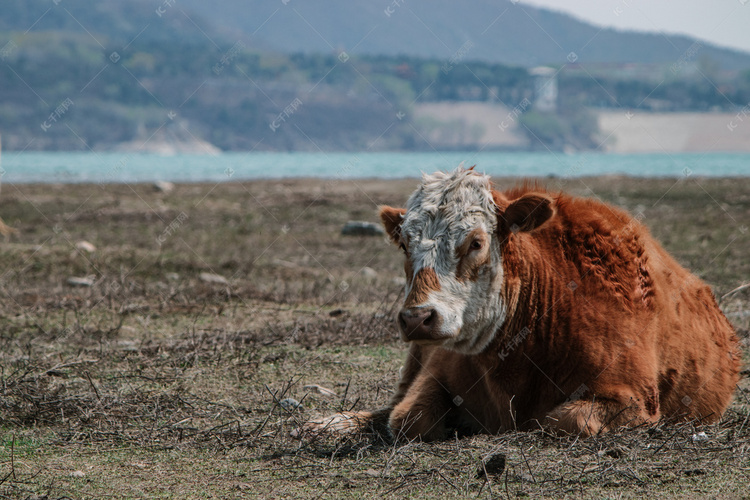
180;0;750;70
1;0;749;152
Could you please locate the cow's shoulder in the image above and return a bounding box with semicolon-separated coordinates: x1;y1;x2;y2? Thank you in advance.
500;187;656;310
558;195;656;309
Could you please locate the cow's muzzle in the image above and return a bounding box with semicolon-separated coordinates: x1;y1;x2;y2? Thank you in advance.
398;307;449;343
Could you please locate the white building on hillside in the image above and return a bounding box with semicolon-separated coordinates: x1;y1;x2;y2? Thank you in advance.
530;66;557;112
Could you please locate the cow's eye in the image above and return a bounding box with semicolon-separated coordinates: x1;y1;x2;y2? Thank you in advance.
469;239;483;251
398;242;407;253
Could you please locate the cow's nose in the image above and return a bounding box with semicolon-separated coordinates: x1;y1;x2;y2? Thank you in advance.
398;308;437;340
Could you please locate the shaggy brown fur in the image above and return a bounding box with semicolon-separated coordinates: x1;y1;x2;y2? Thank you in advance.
297;183;740;441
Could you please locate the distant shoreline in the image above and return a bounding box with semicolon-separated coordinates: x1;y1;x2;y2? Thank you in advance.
6;175;750;190
411;105;750;154
5;109;750;156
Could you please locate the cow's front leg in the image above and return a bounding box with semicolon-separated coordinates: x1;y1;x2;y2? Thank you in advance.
389;371;452;441
292;345;435;442
291;408;391;440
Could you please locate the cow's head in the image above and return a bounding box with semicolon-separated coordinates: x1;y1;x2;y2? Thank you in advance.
380;168;554;354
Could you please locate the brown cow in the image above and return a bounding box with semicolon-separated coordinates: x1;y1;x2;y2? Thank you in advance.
295;168;740;441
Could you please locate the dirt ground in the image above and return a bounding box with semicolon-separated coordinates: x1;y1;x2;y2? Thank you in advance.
0;175;748;499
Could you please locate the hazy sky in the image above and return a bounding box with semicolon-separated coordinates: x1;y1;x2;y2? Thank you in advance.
522;0;750;54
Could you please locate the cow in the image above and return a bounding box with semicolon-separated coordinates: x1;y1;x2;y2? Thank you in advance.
294;167;741;441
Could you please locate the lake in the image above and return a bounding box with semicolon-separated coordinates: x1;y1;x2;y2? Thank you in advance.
1;151;750;184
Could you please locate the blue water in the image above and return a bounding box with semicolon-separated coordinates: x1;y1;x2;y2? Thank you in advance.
1;151;749;183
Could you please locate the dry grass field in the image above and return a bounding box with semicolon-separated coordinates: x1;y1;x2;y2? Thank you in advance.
0;175;748;499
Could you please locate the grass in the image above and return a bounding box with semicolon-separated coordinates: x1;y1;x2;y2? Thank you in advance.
0;176;748;499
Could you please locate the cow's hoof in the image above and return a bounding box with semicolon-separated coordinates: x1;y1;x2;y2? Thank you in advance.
291;411;371;440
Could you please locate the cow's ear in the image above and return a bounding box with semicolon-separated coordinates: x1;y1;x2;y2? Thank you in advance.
500;193;555;233
379;206;406;244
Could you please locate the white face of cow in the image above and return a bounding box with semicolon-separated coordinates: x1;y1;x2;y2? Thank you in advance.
380;168;555;355
381;169;505;354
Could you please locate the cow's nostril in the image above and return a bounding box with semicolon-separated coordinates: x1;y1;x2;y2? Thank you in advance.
398;312;408;332
423;309;436;327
